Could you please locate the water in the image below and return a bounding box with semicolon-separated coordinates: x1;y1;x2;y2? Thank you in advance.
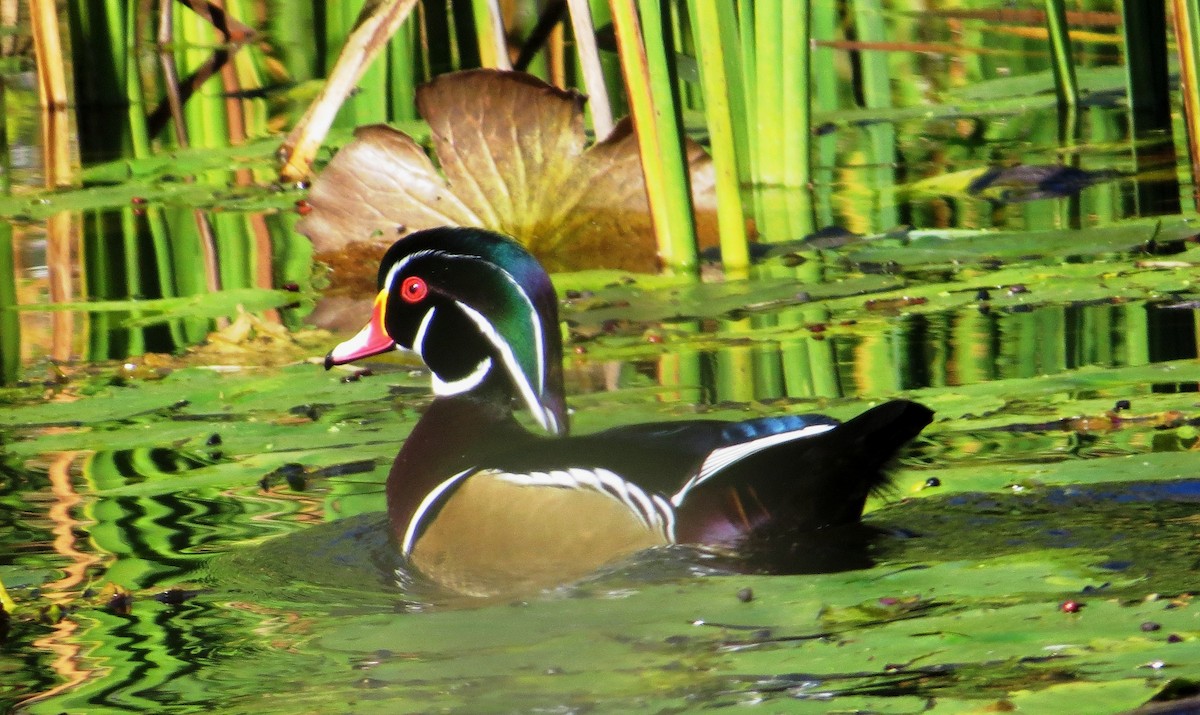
3;2;1200;712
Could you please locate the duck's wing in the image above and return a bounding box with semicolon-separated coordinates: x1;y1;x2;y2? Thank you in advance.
485;413;840;497
471;400;931;547
670;400;933;544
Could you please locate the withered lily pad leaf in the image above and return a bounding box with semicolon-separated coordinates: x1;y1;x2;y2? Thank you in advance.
298;69;718;287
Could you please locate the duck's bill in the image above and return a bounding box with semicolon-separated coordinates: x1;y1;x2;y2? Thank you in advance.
324;291;396;369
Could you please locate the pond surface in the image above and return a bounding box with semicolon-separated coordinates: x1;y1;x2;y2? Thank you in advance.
3;3;1200;712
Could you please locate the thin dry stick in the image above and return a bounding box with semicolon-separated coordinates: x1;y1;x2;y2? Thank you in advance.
172;0;256;42
28;0;74;187
565;0;613;137
278;0;419;181
157;0;191;145
29;0;79;357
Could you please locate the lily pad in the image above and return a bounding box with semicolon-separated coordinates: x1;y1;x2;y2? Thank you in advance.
297;69;720;285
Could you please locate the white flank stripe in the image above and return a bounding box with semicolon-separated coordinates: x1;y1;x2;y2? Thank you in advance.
624;483;659;530
651;494;677;541
671;424;836;506
403;468;474;555
492;467;677;543
568;467;604;491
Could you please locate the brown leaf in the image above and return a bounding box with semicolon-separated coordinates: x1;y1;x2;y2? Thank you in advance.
298;69;719;280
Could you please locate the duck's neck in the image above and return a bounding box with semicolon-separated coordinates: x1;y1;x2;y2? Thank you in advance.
386;394;531;541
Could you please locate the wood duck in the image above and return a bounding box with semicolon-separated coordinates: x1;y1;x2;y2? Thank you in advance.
325;227;933;597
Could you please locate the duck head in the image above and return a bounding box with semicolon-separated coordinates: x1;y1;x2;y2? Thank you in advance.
325;227;567;436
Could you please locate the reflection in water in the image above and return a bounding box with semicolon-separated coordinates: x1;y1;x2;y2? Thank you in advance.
664;300;1197;405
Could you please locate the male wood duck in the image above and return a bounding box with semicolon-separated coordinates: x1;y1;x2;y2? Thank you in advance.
325;227;933;597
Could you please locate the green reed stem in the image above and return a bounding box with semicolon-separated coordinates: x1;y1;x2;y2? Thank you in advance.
140;206;185;348
779;319;815;398
1172;0;1200;208
1124;303;1150;366
810;1;838;227
737;0;758;188
389;16;419;122
1043;0;1079;107
687;0;749;275
0;219;18;384
753;0;783;188
717;318;756;402
85;213;111;358
1119;0;1172;135
780;1;809;190
1119;0;1179;214
120;208;146;355
852;0;898;231
610;0;697;273
781;0;813;238
119;0;149;157
269;0;316;82
657;323;702;405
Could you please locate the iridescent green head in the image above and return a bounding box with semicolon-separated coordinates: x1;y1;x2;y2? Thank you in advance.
325;227;567;435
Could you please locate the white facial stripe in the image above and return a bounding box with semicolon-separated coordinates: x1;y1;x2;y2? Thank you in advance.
382;249;438;292
454;300;555;434
412;306;437;357
403;468;474;555
432;356;493;396
489;264;545;396
671;424;837;506
383;247;555;432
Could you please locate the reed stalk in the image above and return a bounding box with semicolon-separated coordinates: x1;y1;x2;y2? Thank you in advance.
389;16;419;122
736;0;758;188
810;2;838;227
716;319;755;402
686;0;749;275
657;328;702;405
28;0;74;187
1043;0;1079;108
608;0;697;273
120;208;146;355
0;218;18;384
805;328;842;397
753;0;783;190
1118;0;1180;214
851;0;897;231
122;0;151;158
1171;0;1200;209
566;0;614;137
779;324;815;398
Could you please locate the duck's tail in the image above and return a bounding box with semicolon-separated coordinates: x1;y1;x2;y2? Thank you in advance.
676;399;933;546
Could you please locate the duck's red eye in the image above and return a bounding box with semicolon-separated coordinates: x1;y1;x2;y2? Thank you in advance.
400;276;428;303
